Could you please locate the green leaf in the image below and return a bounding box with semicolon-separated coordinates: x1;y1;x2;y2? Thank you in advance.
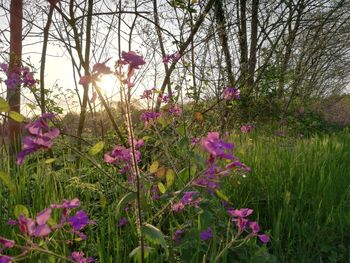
129;246;153;262
9;111;25;122
215;189;229;202
88;141;105;155
26;103;37;110
14;204;29;218
0;171;16;193
166;169;175;188
116;192;137;216
44;158;56;164
141;223;168;258
0;97;9;112
157;182;166;194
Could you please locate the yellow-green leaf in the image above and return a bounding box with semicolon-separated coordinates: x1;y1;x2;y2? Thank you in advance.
166;169;175;188
149;161;159;173
14;204;29;218
45;158;56;164
89;141;105;155
215;189;229;202
0;97;9;112
0;171;16;193
9;111;25;122
157;182;166;194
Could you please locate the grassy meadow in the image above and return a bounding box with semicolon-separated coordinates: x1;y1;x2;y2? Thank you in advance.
1;129;350;262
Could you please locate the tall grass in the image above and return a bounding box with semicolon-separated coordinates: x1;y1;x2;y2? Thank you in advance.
1;131;350;262
224;131;350;262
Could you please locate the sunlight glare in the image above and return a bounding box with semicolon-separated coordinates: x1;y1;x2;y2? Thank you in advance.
97;74;117;97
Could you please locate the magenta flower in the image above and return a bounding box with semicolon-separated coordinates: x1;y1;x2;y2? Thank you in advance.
167;105;182;116
68;251;94;263
0;64;36;90
118;51;146;69
200;227;213;241
172;229;185;242
140;111;161;125
0;255;12;263
104;144;142;174
140;88;155;100
228;208;253;218
258;234;270;243
0;237;15;250
223;87;240;101
17;113;60;165
117;217;128;228
17;208;52;237
172;191;202;212
50;198;80;209
69;210;90;231
201;132;234;160
225;161;251;172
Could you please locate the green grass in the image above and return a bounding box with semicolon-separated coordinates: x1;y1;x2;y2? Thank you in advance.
1;131;350;262
224;131;350;262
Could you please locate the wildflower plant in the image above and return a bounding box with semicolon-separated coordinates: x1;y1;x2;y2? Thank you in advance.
0;199;94;262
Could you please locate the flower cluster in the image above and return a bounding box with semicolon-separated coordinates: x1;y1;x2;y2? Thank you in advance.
0;63;36;89
104;139;144;174
17;113;60;165
163;52;181;64
227;208;269;243
223;87;240;101
117;51;146;88
0;199;94;263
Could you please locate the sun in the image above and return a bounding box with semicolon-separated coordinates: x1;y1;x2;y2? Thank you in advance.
97;74;118;98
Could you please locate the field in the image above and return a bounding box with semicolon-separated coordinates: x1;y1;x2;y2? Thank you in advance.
1;129;349;262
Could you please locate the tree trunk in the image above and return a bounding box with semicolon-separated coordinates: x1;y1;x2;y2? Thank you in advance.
7;0;23;165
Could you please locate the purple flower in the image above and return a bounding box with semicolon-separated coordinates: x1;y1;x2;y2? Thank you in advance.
68;251;94;263
228;208;253;218
258;234;270;243
50;198;80;209
17;209;52;237
117;217;128;228
69;210;90;231
172;229;185;242
223;87;240;101
233;217;249;231
0;237;15;250
0;255;12;263
200;227;213;241
17;113;60;165
201;132;234;160
225;161;251;172
118;51;146;70
140;111;161;125
167;105;182;116
6;219;17;226
104;144;142;174
172;192;202;212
